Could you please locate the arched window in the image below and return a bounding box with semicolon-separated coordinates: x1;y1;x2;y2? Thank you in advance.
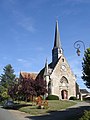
62;58;64;62
60;76;68;83
60;76;68;87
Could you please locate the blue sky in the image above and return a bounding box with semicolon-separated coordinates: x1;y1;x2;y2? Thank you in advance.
0;0;90;91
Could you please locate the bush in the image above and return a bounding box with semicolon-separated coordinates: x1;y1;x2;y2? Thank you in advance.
46;95;59;100
37;100;48;109
84;97;90;101
69;96;77;100
79;110;90;120
0;95;4;102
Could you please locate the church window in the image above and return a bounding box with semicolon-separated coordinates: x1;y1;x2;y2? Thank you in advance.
62;58;64;62
60;76;69;88
60;76;68;84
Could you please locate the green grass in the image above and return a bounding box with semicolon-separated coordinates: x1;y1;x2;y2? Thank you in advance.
18;100;76;115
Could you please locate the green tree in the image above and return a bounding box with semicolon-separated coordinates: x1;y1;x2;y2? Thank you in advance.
82;48;90;88
0;64;16;88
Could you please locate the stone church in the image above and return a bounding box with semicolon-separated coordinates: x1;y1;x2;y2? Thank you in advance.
20;21;78;100
37;20;77;99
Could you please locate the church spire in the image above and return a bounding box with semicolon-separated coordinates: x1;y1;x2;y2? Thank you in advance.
54;20;61;49
52;20;62;67
44;58;48;76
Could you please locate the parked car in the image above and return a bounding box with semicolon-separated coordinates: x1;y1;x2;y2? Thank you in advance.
3;100;14;108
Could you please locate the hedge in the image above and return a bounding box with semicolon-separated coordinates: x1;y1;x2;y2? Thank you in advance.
69;96;77;100
46;95;59;100
79;110;90;120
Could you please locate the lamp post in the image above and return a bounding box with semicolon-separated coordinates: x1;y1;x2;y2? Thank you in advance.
74;40;86;101
74;40;85;56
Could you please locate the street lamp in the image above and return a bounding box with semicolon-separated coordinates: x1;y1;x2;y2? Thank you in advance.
74;40;85;56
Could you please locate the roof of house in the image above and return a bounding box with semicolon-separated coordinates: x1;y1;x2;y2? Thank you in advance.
80;89;89;94
20;71;38;80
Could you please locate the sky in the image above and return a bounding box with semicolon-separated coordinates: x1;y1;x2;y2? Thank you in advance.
0;0;90;91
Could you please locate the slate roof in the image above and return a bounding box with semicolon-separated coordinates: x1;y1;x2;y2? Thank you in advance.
80;89;89;94
54;20;61;48
36;58;60;80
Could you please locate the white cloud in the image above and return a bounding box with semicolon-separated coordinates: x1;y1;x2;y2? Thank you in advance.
12;10;36;32
18;17;36;32
17;58;31;64
17;59;26;62
36;47;44;51
17;58;31;67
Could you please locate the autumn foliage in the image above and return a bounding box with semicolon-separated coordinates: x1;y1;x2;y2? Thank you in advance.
35;96;48;109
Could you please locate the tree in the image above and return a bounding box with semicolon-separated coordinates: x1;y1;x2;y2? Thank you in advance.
8;83;19;100
82;48;90;88
21;78;36;101
0;64;16;88
8;75;47;101
8;78;37;101
35;78;47;96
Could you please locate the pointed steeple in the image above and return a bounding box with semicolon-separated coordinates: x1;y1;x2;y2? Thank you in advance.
52;20;62;67
44;58;48;76
54;20;61;49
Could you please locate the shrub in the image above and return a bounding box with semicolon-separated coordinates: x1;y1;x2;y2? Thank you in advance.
69;96;77;100
0;95;4;102
84;97;90;101
37;100;48;109
79;110;90;120
46;95;59;100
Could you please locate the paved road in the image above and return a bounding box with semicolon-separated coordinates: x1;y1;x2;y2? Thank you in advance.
0;107;18;120
1;101;90;120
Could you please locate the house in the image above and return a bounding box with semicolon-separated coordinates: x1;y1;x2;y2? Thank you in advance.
80;89;90;100
20;71;37;80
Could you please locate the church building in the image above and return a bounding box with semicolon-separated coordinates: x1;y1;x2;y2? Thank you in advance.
37;21;77;99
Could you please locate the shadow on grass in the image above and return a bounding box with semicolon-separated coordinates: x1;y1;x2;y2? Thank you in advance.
14;103;33;110
2;103;32;110
25;105;90;120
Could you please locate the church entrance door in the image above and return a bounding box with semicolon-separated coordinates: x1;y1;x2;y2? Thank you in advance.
61;90;68;99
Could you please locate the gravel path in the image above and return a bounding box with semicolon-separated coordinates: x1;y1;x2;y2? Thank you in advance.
8;101;90;120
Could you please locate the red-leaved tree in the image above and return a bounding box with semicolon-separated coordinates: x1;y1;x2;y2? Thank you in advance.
8;77;47;101
35;78;47;96
21;78;36;101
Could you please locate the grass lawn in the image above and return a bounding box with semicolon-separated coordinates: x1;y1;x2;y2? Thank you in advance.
18;100;76;115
